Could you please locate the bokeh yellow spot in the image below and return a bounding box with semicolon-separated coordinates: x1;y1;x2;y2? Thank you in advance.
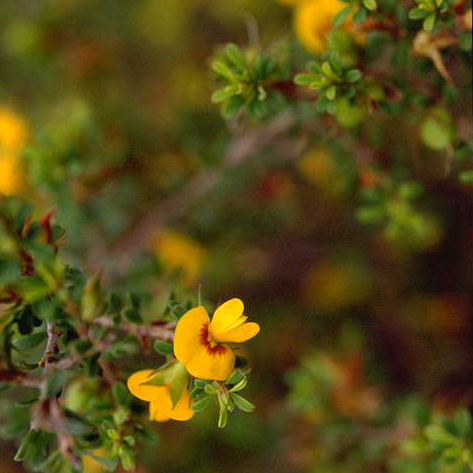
294;0;349;54
0;108;28;195
155;230;206;287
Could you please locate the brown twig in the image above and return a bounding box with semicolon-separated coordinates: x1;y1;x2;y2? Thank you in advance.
94;316;175;342
104;112;296;276
39;322;61;369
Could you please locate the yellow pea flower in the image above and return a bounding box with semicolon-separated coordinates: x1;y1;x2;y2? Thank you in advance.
174;298;259;381
0;107;28;155
294;0;349;54
127;369;194;422
0;108;28;196
0;154;25;195
155;230;206;287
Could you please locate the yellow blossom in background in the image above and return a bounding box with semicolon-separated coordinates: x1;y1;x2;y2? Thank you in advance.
296;147;347;197
0;108;28;195
155;230;206;287
302;260;372;311
0;108;28;154
82;449;108;473
174;299;259;380
127;369;194;422
0;154;25;195
294;0;349;54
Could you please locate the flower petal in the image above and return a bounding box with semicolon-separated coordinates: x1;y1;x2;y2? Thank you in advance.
185;346;235;381
209;298;244;337
174;306;210;365
149;389;172;422
214;322;260;343
127;370;163;401
169;389;194;421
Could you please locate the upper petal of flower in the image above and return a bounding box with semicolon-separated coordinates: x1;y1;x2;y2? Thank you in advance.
174;306;210;365
127;369;164;401
184;345;235;381
209;298;244;337
213;322;260;344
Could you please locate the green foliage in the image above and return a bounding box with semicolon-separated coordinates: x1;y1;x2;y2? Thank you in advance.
0;198;257;471
0;0;471;471
409;0;456;31
189;368;254;428
334;0;378;26
211;44;285;119
294;52;365;114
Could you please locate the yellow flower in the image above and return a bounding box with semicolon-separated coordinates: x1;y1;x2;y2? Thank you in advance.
155;230;206;287
294;0;348;53
0;108;28;196
174;299;259;381
127;369;194;422
297;147;347;196
83;449;108;473
0;154;25;195
0;108;28;155
302;260;372;311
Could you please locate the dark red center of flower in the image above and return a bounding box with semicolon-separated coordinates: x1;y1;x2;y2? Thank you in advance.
199;323;227;356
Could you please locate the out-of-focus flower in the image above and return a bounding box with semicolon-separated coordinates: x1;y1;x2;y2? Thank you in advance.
296;147;348;196
0;108;28;195
302;259;372;310
174;298;259;380
0;155;24;195
294;0;350;54
0;108;28;154
127;369;194;422
82;449;108;473
401;293;470;337
155;230;206;287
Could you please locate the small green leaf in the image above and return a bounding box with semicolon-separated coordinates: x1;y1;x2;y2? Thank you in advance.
225;43;247;72
106;291;121;313
223;95;245;117
423;13;436;31
153;340;173;356
454;409;471;436
192;395;212;412
229;378;247;392
121;307;142;324
218;403;228;428
409;7;429;19
204;384;217;395
333;5;351;27
230;393;255;412
112;381;130;406
226;369;245;385
346;69;362;83
459;169;473;184
363;0;377;11
211;61;235;80
194;379;206;388
12;331;47;350
294;73;315;86
211;88;233;103
325;85;337;100
14;429;37;461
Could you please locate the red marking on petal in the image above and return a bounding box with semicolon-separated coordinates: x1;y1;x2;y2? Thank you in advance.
199;323;227;356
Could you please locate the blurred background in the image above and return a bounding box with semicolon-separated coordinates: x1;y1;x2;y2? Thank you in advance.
1;0;472;472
